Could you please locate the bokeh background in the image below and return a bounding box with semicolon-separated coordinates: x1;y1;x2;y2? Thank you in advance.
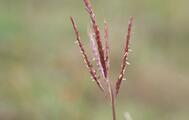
0;0;189;120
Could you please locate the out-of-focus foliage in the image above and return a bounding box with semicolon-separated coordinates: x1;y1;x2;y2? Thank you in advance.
0;0;189;120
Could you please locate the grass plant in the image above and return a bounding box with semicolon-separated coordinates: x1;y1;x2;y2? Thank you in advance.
70;0;133;120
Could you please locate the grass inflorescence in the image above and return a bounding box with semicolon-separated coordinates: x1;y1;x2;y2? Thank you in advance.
70;0;133;120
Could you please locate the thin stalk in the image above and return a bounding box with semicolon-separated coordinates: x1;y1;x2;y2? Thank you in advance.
110;86;116;120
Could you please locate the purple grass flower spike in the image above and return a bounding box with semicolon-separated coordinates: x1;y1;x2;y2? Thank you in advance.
70;1;133;120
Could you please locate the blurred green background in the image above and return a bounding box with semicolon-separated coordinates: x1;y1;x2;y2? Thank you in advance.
0;0;189;120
